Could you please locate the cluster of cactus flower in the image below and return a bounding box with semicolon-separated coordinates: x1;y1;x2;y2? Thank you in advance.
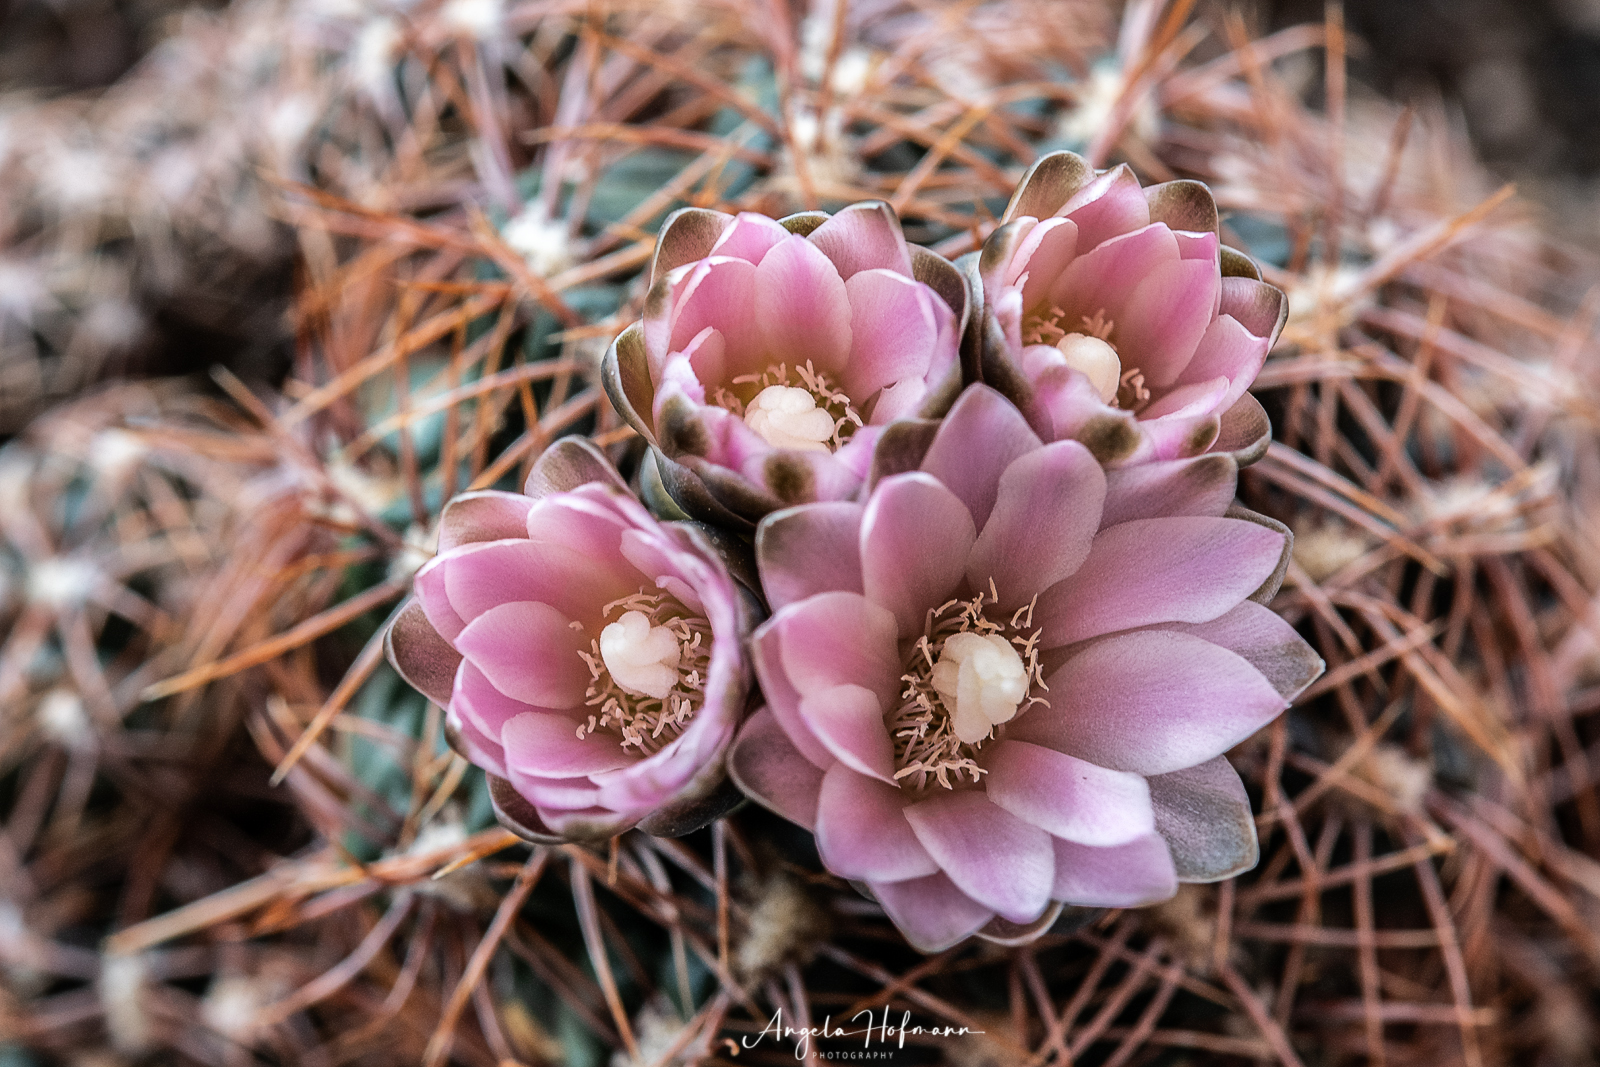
387;152;1323;952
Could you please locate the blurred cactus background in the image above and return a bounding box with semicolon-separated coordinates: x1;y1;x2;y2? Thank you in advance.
3;1;1600;1065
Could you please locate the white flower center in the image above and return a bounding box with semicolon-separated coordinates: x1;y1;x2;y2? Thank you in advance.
743;385;835;451
1056;333;1123;404
930;632;1030;744
599;610;684;699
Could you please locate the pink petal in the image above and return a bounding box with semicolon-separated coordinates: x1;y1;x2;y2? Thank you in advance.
438;491;536;552
1143;411;1221;461
919;386;1042;531
868;379;930;424
800;684;896;783
453;660;537;742
904;791;1055;923
1117;257;1220;388
841;270;939;400
1013;630;1288;775
445;538;630;628
967;440;1104;611
1177;314;1271;412
447;703;506;777
751;625;835;769
816;764;938;881
861;473;976;637
1141;376;1229;421
667;257;759;370
1167;601;1323;701
1051;833;1177;907
1100;454;1238;526
982;740;1154;847
768;591;903;705
707;212;791;264
1059;165;1151;249
677;326;725;394
1038;516;1284;647
754;235;852;374
728;707;825;829
870;873;994;953
1048;224;1177;331
414;556;466;641
756;502;865;611
502;710;636;779
1011;217;1079;310
507;770;601;811
455;600;589;708
806;201;913;280
1174;229;1220;264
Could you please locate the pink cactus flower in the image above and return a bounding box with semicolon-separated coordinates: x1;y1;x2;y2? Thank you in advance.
386;439;759;842
728;386;1322;951
972;152;1287;466
602;202;967;527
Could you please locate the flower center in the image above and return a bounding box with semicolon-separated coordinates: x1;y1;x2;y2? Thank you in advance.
1022;307;1151;411
889;582;1048;792
577;591;711;753
710;360;864;452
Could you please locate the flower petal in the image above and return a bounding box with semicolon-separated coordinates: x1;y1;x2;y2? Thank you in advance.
918;386;1042;531
751;624;835;769
1015;630;1287;775
1011;217;1080;310
1100;454;1238;526
1059;164;1150;249
755;235;852;373
438;491;536;552
967;440;1105;611
800;684;896;783
1117;257;1220;388
1051;833;1177;907
455;600;589;708
668;257;760;371
870;873;994;953
1167;601;1323;701
387;598;461;707
453;661;536;746
502;710;636;779
767;591;903;706
816;763;938;881
861;473;976;636
707;212;791;264
1147;756;1259;882
728;707;825;829
1037;516;1286;646
755;502;865;611
904;791;1055;923
441;537;629;629
805;201;913;280
1048;224;1177;332
982;740;1154;847
1177;314;1270;412
841;270;940;399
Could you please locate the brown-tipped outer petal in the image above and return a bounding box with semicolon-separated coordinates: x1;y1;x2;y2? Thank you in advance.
652;450;759;532
651;207;734;285
975;903;1064;946
910;244;971;338
1144;180;1220;236
867;417;941;493
488;775;588;845
1003;150;1094;222
524;436;629;499
1220;277;1289;347
1210;392;1272;468
776;210;829;236
1220;245;1263;281
386;598;460;707
1148;756;1260;882
600;322;656;443
1226;504;1294;605
636;777;745;837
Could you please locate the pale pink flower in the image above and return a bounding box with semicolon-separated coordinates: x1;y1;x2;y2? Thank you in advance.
603;202;967;526
728;386;1321;951
386;439;759;842
972;152;1287;466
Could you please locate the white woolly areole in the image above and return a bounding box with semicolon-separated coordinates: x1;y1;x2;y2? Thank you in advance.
743;385;834;451
931;632;1030;744
600;610;684;699
1056;333;1122;403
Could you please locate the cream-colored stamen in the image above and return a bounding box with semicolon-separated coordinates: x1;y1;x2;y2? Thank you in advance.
930;631;1030;744
599;610;683;699
743;385;835;451
1056;333;1122;403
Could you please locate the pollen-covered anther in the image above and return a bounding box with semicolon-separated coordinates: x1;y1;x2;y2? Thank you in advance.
743;385;835;451
931;632;1030;743
599;610;684;699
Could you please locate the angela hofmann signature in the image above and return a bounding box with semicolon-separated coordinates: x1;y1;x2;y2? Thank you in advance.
739;1007;984;1060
